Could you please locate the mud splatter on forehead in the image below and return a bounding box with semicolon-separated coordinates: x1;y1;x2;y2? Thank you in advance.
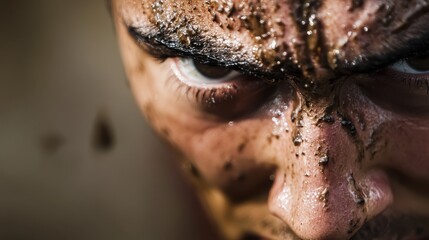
124;0;429;83
321;0;429;74
289;0;329;87
223;0;291;71
150;0;204;46
141;0;296;77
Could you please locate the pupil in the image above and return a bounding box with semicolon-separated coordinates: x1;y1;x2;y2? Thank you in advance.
193;61;232;79
406;56;429;72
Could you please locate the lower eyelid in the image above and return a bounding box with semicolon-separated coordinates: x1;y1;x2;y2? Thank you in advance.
357;69;429;115
170;58;239;87
389;70;429;91
166;69;240;105
165;62;277;118
168;58;244;104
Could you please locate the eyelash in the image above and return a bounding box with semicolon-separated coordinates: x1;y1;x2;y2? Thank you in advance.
398;73;429;94
381;60;428;91
165;67;240;105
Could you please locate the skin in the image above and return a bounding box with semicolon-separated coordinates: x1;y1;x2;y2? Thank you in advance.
112;0;429;239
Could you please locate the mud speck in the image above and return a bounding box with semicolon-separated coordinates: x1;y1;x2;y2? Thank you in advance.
318;155;329;166
341;118;357;136
318;187;329;207
237;142;247;153
293;132;303;146
320;114;335;124
347;173;365;205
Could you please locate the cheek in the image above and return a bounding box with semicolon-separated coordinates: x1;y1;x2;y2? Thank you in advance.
148;102;286;200
165;90;300;200
341;79;429;185
184;118;278;200
137;78;295;200
384;121;429;180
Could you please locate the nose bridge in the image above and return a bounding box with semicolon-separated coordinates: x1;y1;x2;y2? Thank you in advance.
268;97;393;239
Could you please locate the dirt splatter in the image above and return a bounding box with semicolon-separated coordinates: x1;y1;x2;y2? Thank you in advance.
237;142;247;153
318;155;329;166
341;117;357;136
347;173;365;205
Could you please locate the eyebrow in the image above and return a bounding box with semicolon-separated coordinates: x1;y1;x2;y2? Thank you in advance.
347;31;429;74
127;26;293;80
128;22;429;79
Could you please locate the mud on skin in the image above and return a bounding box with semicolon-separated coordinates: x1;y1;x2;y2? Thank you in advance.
113;0;429;239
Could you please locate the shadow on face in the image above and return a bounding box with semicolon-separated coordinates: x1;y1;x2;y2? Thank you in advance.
113;0;429;239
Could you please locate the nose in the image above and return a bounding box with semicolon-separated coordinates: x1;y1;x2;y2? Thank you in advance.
267;95;393;239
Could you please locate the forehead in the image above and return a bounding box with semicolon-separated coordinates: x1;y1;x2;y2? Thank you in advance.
116;0;429;78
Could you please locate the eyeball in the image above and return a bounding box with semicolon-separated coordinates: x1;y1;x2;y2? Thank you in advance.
390;56;429;74
171;58;241;87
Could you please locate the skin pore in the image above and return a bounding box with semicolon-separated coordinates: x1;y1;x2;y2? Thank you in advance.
112;0;429;239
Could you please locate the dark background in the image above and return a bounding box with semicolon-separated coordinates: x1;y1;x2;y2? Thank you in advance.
0;1;208;239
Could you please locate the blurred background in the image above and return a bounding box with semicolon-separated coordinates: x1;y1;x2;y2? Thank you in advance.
0;1;210;239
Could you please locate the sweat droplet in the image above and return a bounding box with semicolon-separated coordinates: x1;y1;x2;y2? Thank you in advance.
270;96;289;136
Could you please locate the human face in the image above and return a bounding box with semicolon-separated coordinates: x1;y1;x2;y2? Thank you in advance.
112;0;429;239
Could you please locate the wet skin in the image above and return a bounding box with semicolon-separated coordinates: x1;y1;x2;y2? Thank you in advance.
112;0;429;239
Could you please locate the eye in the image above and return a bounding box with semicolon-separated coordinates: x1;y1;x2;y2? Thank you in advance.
358;56;429;116
171;58;240;86
390;56;429;74
169;58;277;118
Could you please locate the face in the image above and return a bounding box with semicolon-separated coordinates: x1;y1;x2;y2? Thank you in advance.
112;0;429;239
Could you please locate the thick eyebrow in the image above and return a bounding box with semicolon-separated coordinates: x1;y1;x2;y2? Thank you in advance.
344;30;429;74
128;27;240;66
127;21;429;79
127;26;294;80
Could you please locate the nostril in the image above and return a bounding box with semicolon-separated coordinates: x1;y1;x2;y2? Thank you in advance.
268;169;393;239
361;169;394;219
